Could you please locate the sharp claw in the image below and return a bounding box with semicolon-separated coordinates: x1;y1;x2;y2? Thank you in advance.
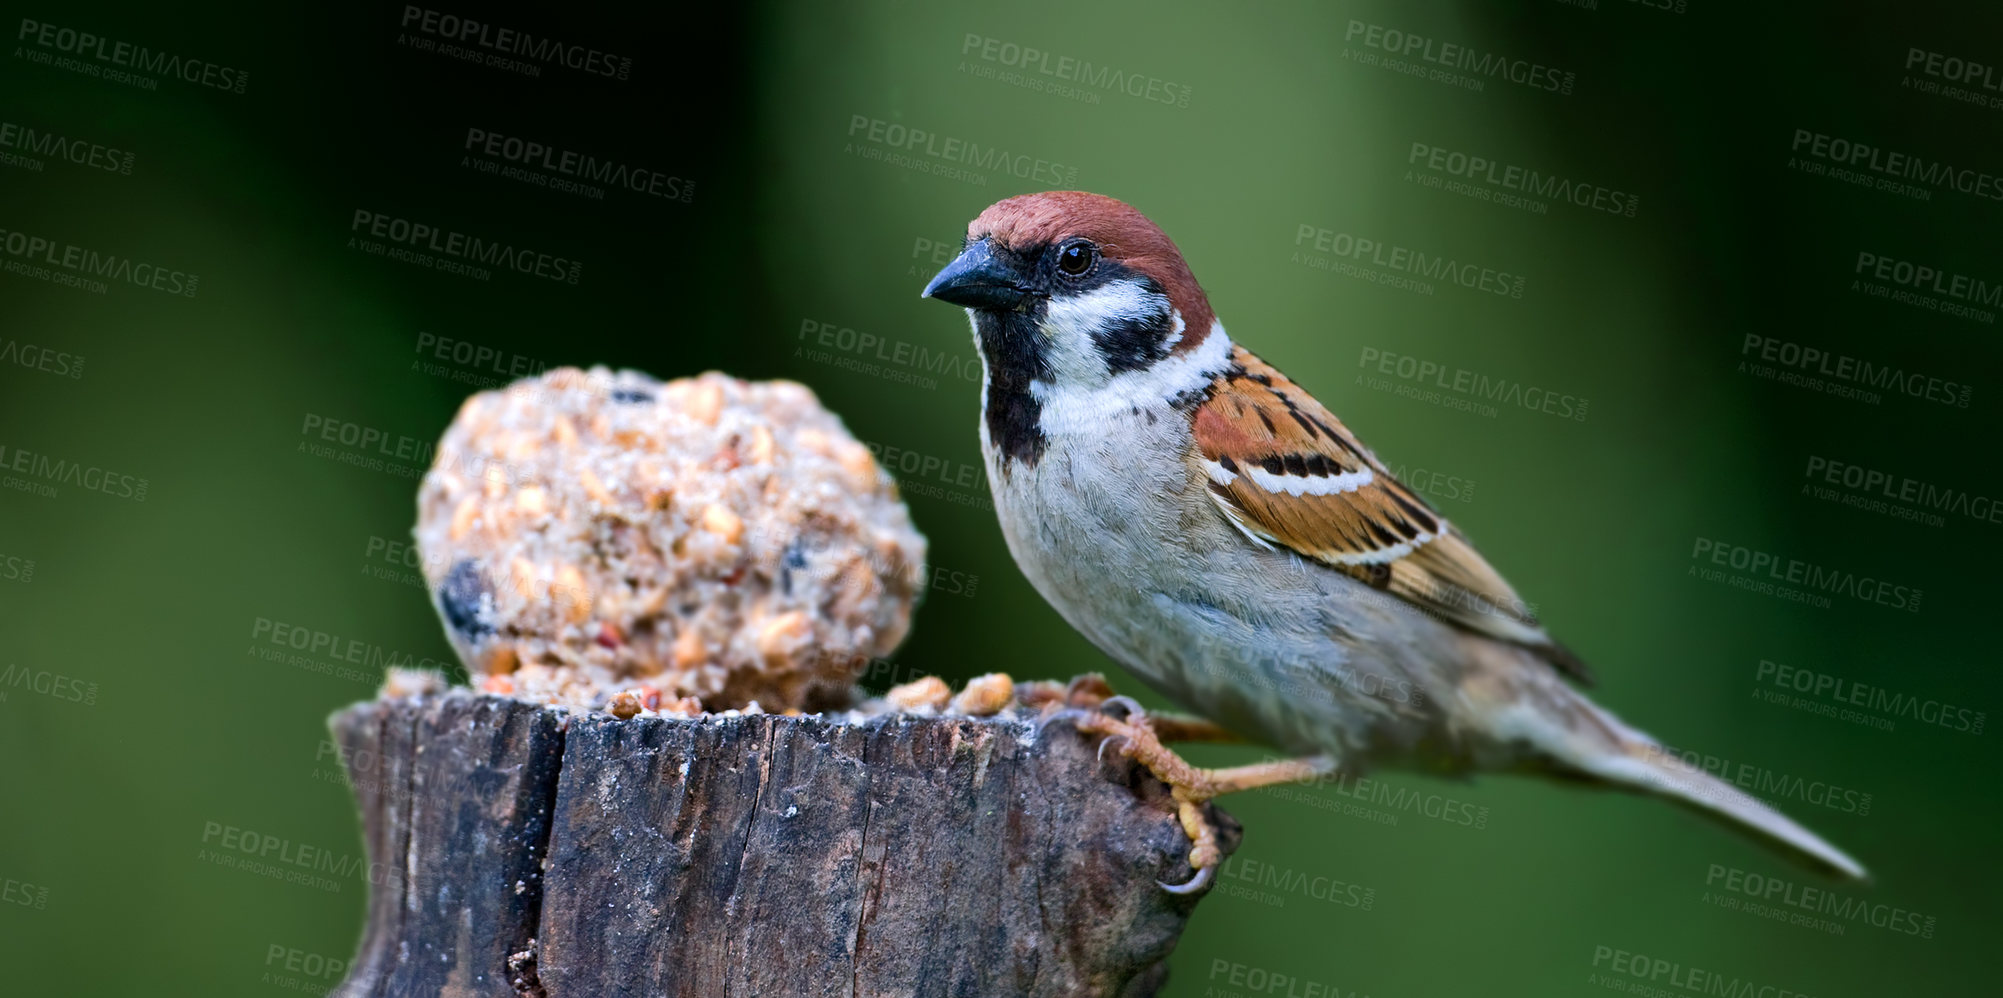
1098;695;1146;722
1034;705;1086;734
1158;863;1215;895
1096;733;1130;764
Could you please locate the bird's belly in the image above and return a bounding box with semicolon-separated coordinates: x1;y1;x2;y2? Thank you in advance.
988;433;1437;759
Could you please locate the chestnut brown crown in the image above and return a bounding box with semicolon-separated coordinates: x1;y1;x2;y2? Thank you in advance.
967;191;1217;341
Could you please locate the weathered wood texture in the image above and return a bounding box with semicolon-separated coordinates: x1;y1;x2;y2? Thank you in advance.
329;690;1238;998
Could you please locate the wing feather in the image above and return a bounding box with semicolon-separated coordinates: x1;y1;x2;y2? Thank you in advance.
1192;346;1590;682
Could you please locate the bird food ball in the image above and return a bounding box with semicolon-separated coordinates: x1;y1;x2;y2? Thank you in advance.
414;366;927;713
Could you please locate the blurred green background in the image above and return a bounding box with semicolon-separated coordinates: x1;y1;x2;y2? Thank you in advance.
3;1;1998;994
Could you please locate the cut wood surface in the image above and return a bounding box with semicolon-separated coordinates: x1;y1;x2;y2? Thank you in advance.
328;689;1239;998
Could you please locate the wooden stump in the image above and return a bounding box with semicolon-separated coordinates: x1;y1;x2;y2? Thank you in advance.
327;689;1239;998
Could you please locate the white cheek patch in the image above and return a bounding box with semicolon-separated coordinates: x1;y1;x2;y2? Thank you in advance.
1041;280;1170;345
1033;318;1234;436
1036;279;1171;388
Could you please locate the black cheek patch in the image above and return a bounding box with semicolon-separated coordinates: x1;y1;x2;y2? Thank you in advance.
439;558;496;641
1088;278;1175;375
1092;311;1174;373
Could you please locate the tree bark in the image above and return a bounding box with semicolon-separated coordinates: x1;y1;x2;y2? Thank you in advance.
328;689;1238;998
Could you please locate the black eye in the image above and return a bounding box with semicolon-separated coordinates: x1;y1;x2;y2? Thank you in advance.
1056;240;1096;277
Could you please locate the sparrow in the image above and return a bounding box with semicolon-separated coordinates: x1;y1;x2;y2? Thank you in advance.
921;191;1865;891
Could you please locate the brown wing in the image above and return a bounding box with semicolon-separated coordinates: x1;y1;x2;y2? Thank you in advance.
1192;346;1590;683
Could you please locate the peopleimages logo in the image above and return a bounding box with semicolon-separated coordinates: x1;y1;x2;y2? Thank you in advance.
1357;347;1590;421
1791;128;2003;199
397;6;631;80
1738;333;1972;407
1587;945;1808;998
0;120;133;174
1344;20;1576;94
959;34;1192;108
198;821;404;894
1855;250;2003;314
1803;454;2003;527
0;441;150;501
1905;46;2003;92
262;944;348;989
1217;856;1377;910
0;336;84;379
1705;864;1937;938
0;226;198;297
462;127;692;202
1295;224;1525;298
15;18;249;93
1;877;49;910
797;318;980;385
0;663;99;705
349;209;582;284
1755;658;1985;735
845;115;1079;187
1689;537;1922;613
248;617;451;684
0;553;33;583
1408;141;1639;217
1269;761;1491;829
300;413;437;467
1206;960;1373;998
1646;742;1873;816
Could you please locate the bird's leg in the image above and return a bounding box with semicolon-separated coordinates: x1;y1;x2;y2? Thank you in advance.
1074;701;1335;893
1041;675;1242;744
1148;714;1243;744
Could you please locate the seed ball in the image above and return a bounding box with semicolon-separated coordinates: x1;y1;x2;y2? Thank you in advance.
414;366;927;713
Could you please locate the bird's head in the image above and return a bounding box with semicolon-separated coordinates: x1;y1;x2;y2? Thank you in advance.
921;192;1218;391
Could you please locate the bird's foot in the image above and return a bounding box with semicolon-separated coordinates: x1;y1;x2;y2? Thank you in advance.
1071;702;1334;893
1073;705;1222;893
1031;674;1241;744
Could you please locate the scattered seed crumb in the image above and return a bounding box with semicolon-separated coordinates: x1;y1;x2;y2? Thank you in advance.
949;673;1015;716
886;676;952;712
382;667;448;700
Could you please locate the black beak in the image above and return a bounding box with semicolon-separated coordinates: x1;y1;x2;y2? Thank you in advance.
921;239;1034;311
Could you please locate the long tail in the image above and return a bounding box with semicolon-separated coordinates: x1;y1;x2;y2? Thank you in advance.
1534;689;1867;880
1465;647;1868;881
